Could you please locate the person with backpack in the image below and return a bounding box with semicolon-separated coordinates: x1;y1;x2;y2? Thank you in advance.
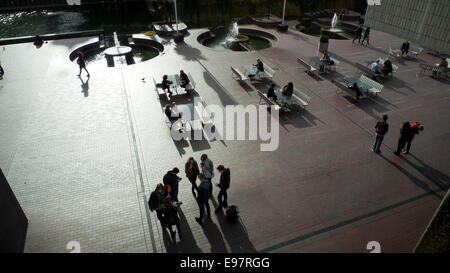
163;168;182;205
403;122;424;154
372;115;389;153
215;165;230;214
161;196;182;243
394;121;411;156
148;183;166;224
195;174;212;225
185;157;200;198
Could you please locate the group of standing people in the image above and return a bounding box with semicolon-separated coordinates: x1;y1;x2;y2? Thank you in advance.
353;25;370;46
148;154;231;243
371;114;424;156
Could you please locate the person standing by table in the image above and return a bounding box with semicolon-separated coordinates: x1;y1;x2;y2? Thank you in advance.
349;82;362;101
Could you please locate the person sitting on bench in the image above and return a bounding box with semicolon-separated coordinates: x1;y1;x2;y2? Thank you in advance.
319;51;334;72
433;58;448;77
267;83;277;102
369;60;382;74
249;59;264;80
179;70;190;88
33;35;44;47
401;41;410;56
348;82;362;101
165;104;181;121
281;82;294;98
161;75;173;97
381;58;393;76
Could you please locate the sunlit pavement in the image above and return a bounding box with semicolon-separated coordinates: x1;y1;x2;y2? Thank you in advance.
0;24;449;253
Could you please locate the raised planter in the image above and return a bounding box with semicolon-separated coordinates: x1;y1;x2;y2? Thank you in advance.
174;33;184;43
277;24;289;32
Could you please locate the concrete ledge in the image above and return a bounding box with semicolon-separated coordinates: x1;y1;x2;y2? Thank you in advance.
0;29;104;46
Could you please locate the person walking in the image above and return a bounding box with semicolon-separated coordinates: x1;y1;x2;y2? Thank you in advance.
401;41;410;56
394;121;411;156
361;27;370;45
195;174;212;225
163;167;182;205
353;25;363;44
371;115;389;153
215;165;230;214
76;51;90;77
148;183;167;225
403;122;424;154
185;157;200;198
161;196;182;243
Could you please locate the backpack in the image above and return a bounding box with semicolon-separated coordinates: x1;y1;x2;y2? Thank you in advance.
376;122;388;135
226;205;239;223
148;191;159;212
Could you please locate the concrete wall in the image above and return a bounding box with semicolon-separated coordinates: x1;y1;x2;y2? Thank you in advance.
0;169;28;253
365;0;450;55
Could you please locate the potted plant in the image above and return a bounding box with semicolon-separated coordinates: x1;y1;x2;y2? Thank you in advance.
318;30;329;53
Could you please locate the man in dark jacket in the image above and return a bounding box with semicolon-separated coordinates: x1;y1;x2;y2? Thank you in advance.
371;115;389;153
361;27;370;45
195;174;212;225
163;168;182;205
215;165;230;213
353;25;363;44
394;121;411;155
148;183;166;225
403;122;423;154
401;41;410;56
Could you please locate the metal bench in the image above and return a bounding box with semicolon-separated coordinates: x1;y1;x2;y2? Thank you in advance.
292;88;311;109
359;75;384;96
332;80;363;99
419;63;447;79
194;98;214;126
153;77;166;97
355;62;386;80
257;90;281;111
297;57;317;74
184;72;196;92
389;46;402;58
407;47;423;58
231;66;248;81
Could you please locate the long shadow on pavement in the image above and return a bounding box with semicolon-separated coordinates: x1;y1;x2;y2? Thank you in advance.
215;212;258;253
163;209;203;253
378;153;444;199
203;71;237;106
175;42;207;62
405;155;450;191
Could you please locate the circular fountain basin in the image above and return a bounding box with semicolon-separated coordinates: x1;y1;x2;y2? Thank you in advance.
104;46;132;56
198;28;276;52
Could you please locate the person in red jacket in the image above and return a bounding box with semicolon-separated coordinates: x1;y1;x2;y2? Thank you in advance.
403;122;424;154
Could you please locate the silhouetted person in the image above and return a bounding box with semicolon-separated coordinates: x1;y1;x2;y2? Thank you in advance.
401;41;410;56
372;115;389;153
353;25;363;44
0;61;4;79
185;157;200;198
148;183;167;224
282;82;294;97
76;52;90;77
163;168;182;205
394;121;411;156
215;165;230;213
403;122;424;154
361;27;370;45
179;70;190;88
161;75;173;97
349;82;362;101
161;196;182;243
267;83;277;102
195;174;212;225
381;58;393;76
33;35;43;47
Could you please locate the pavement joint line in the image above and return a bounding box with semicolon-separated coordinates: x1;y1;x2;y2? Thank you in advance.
260;188;446;253
120;68;156;253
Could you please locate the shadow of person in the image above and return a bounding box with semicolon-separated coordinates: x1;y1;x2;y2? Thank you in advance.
405;154;450;191
378;153;444;199
215;211;257;253
162;208;203;253
201;220;228;253
80;76;90;97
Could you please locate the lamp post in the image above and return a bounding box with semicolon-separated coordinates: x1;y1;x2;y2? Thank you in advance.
282;0;286;24
174;0;179;35
277;0;288;31
173;0;184;42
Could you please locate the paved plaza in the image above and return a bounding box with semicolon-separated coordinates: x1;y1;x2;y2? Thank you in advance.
0;24;449;253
